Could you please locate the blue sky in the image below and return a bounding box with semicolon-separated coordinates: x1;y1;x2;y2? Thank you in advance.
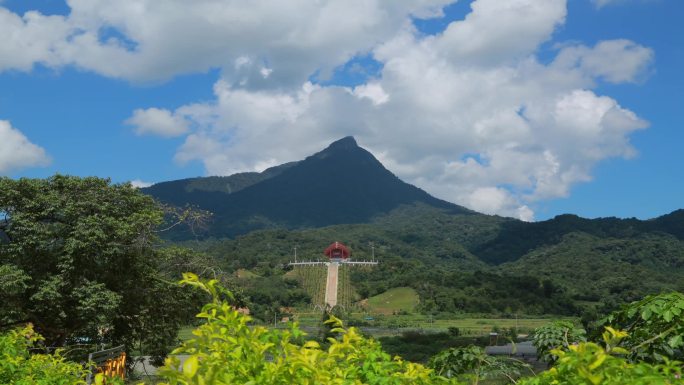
0;0;681;221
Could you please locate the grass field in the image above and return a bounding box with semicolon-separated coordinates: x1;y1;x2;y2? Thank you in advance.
366;287;420;314
235;268;259;279
177;326;195;342
286;313;562;335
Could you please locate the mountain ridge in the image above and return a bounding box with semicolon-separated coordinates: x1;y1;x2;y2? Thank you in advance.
143;136;473;238
142;137;684;313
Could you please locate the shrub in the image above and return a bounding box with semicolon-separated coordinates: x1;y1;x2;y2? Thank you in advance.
157;273;460;385
519;327;684;385
0;324;88;385
429;345;532;383
532;320;586;363
599;292;684;363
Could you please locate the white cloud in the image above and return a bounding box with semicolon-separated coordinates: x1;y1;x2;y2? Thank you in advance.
435;0;567;65
553;39;654;83
353;83;390;106
130;179;153;188
0;9;71;71
0;0;454;84
0;120;51;174
0;0;655;220
161;0;650;220
126;108;189;137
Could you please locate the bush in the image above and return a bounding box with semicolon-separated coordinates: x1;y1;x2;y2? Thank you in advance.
429;345;532;383
157;273;460;385
519;327;684;385
598;292;684;363
532;320;586;363
0;324;88;384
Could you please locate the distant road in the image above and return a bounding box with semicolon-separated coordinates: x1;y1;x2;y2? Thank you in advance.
325;262;339;307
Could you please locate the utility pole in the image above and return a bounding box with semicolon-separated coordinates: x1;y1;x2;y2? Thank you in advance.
294;245;298;263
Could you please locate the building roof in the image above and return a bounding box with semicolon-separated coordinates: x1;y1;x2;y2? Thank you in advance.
324;241;350;258
485;341;537;356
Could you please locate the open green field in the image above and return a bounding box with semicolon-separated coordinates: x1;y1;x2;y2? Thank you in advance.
235;268;259;279
290;313;563;336
366;287;419;314
177;326;196;342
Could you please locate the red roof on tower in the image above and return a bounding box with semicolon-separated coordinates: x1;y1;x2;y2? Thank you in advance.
324;241;350;259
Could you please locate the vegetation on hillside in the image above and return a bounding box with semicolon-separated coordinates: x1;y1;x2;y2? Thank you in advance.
177;202;684;319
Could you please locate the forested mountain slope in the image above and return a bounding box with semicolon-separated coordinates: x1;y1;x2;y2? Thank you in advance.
143;137;684;314
144;137;472;238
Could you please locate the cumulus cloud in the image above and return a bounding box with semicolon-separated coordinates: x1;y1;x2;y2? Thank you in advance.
127;108;189;137
163;0;650;220
435;0;567;65
0;9;70;71
0;0;655;220
130;179;153;188
553;39;654;83
0;120;51;174
0;0;453;83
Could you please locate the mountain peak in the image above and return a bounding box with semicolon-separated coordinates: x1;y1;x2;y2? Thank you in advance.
327;136;358;150
143;136;469;238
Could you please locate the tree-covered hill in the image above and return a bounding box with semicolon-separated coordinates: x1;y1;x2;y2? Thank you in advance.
500;232;684;304
142;137;684;316
472;211;684;264
179;204;684;316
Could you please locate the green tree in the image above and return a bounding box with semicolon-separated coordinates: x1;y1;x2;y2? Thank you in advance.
0;175;198;361
520;327;684;385
532;320;586;364
599;292;684;363
429;345;532;383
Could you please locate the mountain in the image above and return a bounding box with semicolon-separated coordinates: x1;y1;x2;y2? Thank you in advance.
143;137;684;314
471;211;684;265
143;136;472;238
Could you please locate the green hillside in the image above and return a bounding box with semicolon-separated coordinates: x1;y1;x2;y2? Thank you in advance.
366;287;419;314
143;137;684;319
501;232;684;304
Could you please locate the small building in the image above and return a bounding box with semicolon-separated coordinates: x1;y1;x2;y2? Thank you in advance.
324;241;350;261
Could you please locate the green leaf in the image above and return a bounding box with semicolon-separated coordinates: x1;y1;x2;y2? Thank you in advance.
641;308;652;320
183;355;199;377
668;335;682;348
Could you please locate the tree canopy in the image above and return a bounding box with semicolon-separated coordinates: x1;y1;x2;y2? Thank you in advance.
0;175;199;360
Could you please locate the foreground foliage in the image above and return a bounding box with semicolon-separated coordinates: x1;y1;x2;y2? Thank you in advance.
0;325;87;385
158;273;459;385
532;320;586;364
520;328;684;385
4;284;684;384
598;291;684;363
429;345;532;383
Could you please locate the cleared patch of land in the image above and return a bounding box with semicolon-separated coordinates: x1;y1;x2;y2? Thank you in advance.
366;287;420;314
235;268;259;279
